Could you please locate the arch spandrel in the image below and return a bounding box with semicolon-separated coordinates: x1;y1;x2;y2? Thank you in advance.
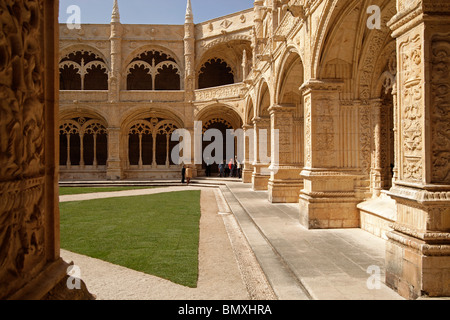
122;46;183;73
120;108;185;135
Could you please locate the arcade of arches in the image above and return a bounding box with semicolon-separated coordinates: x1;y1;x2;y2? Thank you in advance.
0;0;449;300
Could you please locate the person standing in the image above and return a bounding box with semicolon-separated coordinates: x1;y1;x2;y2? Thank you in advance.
219;161;225;177
228;158;233;177
205;157;212;177
186;166;193;185
236;158;241;179
181;164;186;183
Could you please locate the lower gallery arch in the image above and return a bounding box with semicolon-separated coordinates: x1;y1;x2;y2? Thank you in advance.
123;115;181;180
196;105;243;177
59;117;109;180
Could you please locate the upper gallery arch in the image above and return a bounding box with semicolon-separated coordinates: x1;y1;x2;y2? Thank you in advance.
124;47;182;91
59;47;110;91
197;39;252;89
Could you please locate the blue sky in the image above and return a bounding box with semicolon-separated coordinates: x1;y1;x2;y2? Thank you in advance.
59;0;254;25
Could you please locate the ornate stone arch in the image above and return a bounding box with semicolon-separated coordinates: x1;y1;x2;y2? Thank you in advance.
244;96;255;125
255;78;272;118
196;39;252;88
59;45;109;66
59;120;81;135
59;46;110;91
127;120;153;136
274;46;304;107
356;1;397;101
196;103;243;131
123;46;182;70
197;57;235;89
311;0;341;78
124;47;182;90
120;107;185;133
125;117;180;168
82;119;108;136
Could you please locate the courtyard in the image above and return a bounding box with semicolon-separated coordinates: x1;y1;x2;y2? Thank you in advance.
58;182;403;300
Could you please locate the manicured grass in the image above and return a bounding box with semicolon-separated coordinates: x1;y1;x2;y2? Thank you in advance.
59;191;201;288
59;186;157;196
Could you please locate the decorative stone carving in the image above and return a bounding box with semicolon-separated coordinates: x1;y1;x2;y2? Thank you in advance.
399;34;423;182
431;35;450;184
304;96;312;167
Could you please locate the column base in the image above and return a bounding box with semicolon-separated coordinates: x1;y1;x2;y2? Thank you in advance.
269;180;303;203
106;159;123;180
252;173;270;191
298;169;362;229
299;195;360;229
8;259;94;300
386;229;450;299
242;168;253;183
268;166;303;203
384;188;450;299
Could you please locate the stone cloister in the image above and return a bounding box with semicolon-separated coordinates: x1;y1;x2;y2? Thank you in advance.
0;0;449;300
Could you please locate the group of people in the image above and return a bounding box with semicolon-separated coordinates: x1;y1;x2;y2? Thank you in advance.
218;157;241;179
181;157;242;184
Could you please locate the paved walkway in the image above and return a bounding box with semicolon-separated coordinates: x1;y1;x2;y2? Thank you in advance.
222;182;404;300
60;180;405;300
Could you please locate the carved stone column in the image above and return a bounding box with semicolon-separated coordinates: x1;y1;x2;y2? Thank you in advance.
0;0;92;299
184;0;195;102
385;0;450;299
109;0;122;103
299;80;361;229
252;117;271;191
370;99;383;197
106;127;122;180
242;124;254;183
268;104;303;203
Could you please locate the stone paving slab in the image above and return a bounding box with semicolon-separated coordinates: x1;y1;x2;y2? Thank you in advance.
223;182;404;300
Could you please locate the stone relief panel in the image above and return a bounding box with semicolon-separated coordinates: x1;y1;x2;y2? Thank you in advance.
399;33;423;182
0;0;47;298
431;35;450;184
194;83;244;102
359;104;372;175
314;98;336;166
304;96;312;167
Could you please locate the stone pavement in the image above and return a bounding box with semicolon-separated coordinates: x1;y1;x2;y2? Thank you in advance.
221;182;404;300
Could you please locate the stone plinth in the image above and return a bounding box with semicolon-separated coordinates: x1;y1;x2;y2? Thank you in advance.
299;170;361;229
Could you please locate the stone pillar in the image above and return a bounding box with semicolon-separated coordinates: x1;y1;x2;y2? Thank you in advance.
268;104;303;203
184;0;195;102
242;124;254;183
109;0;122;103
370;99;383;197
0;0;92;299
299;80;361;229
252;117;271;191
106;127;122;180
385;0;450;299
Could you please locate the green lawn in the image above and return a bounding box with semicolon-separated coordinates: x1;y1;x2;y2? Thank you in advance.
59;186;157;196
59;190;201;288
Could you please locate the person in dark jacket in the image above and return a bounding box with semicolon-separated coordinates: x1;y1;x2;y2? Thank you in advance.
181;164;186;183
219;161;225;177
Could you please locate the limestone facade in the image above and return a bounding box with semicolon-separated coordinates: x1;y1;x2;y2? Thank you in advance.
0;0;449;300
